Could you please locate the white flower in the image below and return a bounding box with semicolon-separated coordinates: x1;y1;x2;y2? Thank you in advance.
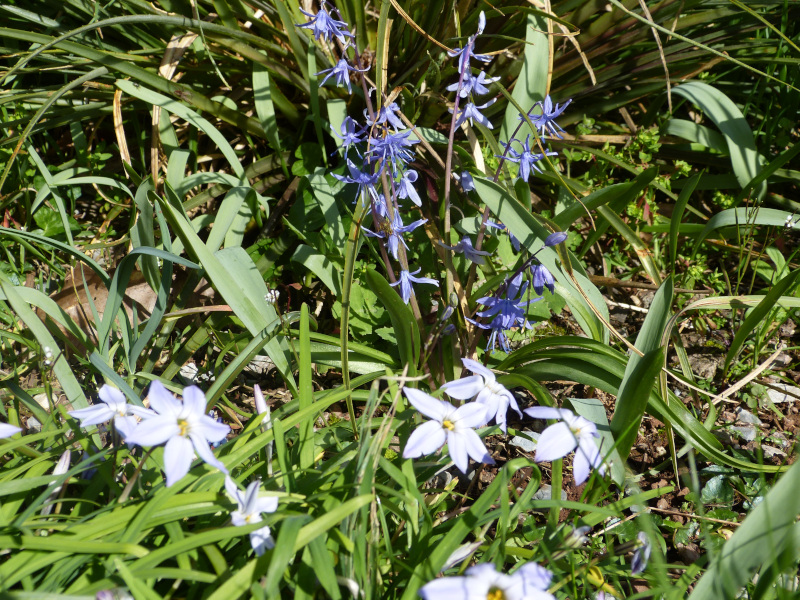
440;358;521;433
523;406;606;485
68;384;155;439
225;477;279;556
402;388;494;474
631;531;651;575
0;422;21;439
124;382;230;487
420;562;555;600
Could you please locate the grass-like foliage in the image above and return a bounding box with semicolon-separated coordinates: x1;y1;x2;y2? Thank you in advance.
1;0;800;598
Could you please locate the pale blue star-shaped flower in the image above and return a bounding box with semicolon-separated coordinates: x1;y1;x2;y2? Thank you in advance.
521;95;572;139
331;158;379;202
363;211;427;260
68;384;155;439
225;477;279;556
124;381;230;487
331;116;364;155
440;357;521;433
446;70;500;98
402;388;493;474
396;169;421;206
367;101;405;130
367;130;419;171
523;406;606;485
390;268;438;304
297;0;353;44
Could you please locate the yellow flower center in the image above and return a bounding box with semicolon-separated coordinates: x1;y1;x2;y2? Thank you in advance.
442;420;455;431
178;418;190;437
487;588;505;600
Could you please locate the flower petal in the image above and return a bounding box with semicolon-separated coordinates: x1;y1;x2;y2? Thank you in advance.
460;357;494;381
0;423;21;438
460;429;494;466
403;420;446;459
452;402;489;429
224;476;242;503
572;445;590;485
147;381;182;417
98;384;127;409
256;496;279;514
419;577;471;600
124;416;179;447
195;415;231;443
190;432;227;474
69;405;114;427
524;406;573;421
446;430;470;473
534;422;577;462
403;388;451;421
440;375;484;400
163;435;194;487
113;415;138;439
183;385;208;416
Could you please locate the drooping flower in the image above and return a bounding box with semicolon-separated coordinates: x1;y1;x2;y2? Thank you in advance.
460;171;475;192
124;382;231;487
331;116;365;155
68;384;155;439
0;422;21;439
440;357;521;433
440;235;491;265
531;263;555;295
396;169;421;206
419;562;555;600
363;211;427;260
390;268;438;304
505;135;558;182
225;477;279;556
474;274;538;331
316;54;368;94
332;158;380;203
544;231;568;247
447;70;500;98
367;101;405;130
297;0;353;44
631;531;652;575
367;130;419;172
402;388;493;474
523;406;606;485
522;95;572;139
451;99;496;129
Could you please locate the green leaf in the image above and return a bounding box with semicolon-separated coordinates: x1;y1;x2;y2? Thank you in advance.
688;461;800;599
691;207;792;260
365;268;419;375
672;81;766;200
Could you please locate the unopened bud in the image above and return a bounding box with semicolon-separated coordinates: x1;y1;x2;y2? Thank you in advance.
544;231;568;247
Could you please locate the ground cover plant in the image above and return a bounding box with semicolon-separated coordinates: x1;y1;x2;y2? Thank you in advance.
1;0;799;598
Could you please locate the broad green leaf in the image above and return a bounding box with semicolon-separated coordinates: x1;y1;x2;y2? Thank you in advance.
690;207;791;259
365;268;419;375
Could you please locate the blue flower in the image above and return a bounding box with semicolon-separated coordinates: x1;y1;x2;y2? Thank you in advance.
531;263;555;295
331;116;364;154
451;99;496;129
363;211;427;260
505;135;558;182
470;274;540;352
367;130;419;172
332;159;379;202
316;55;368;94
367;102;405;130
521;95;572;139
440;235;492;265
544;231;568;247
390;268;438;303
460;171;475;192
631;531;652;575
297;0;353;44
447;12;492;74
396;169;421;206
446;70;499;98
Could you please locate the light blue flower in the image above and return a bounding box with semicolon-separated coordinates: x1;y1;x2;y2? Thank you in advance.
544;231;568;247
367;130;419;172
68;384;155;439
363;212;427;260
460;171;475;192
396;169;421;206
419;561;554;600
632;531;652;575
531;263;555;295
331;116;364;154
440;357;521;433
402;388;493;474
125;382;230;487
331;158;379;202
523;406;606;485
446;71;499;98
521;95;572;139
367;101;405;130
451;99;496;129
440;235;492;265
225;477;279;556
390;268;438;304
297;0;353;44
505;135;558;182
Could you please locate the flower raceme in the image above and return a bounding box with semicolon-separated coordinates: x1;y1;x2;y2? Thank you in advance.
124;382;230;487
402;388;494;474
523;406;606;485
